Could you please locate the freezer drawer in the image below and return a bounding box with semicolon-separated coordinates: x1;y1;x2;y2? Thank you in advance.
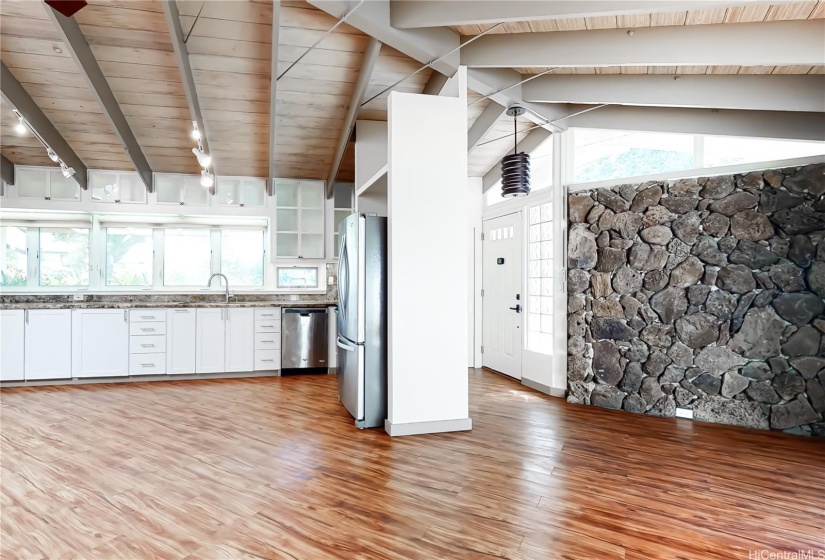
281;308;328;369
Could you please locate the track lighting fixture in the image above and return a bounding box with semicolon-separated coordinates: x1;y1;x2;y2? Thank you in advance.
192;147;211;168
14;114;27;135
47;148;59;163
191;121;201;141
500;106;531;198
200;169;214;188
60;163;75;179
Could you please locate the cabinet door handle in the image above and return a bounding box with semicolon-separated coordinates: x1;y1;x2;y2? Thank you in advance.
261;324;274;328
141;344;155;348
140;363;155;367
174;310;188;313
124;310;128;322
25;310;29;324
261;340;274;343
261;359;274;362
142;328;155;332
142;315;155;320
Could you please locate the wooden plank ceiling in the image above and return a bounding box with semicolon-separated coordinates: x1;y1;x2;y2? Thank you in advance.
0;0;434;183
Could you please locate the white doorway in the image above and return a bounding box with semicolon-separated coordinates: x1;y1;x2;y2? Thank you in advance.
482;212;523;379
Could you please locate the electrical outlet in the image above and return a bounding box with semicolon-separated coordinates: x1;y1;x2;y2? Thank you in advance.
72;294;85;301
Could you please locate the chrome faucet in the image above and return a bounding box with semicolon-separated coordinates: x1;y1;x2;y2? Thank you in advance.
208;273;231;303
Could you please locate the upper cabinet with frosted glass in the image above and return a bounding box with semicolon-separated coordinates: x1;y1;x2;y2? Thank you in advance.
89;170;146;204
155;173;210;206
16;167;80;201
216;176;266;208
274;179;324;259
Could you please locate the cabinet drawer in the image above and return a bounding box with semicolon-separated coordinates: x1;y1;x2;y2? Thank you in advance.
130;335;166;354
254;308;281;321
255;319;280;333
129;353;166;375
130;322;167;336
254;350;281;371
254;333;281;350
130;309;166;322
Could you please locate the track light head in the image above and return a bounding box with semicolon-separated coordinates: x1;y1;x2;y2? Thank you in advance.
192;128;201;141
60;164;75;179
200;169;214;188
192;147;212;168
47;148;59;163
15;116;27;135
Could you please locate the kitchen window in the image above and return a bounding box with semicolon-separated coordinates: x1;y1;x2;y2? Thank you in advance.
0;226;27;286
276;266;319;289
163;229;212;287
105;227;153;286
221;229;265;286
39;227;90;287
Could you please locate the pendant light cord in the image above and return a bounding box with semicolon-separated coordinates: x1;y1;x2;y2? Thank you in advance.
477;104;610;148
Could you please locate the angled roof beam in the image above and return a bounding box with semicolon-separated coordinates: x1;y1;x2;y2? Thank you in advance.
422;71;449;95
391;1;772;29
45;5;153;192
523;74;825;113
468;101;505;153
326;37;382;198
162;0;214;190
306;1;569;132
0;62;88;189
461;20;825;69
268;0;281;196
1;154;14;187
482;128;552;192
566;105;825;141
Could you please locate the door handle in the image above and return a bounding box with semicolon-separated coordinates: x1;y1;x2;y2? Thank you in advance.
509;304;521;313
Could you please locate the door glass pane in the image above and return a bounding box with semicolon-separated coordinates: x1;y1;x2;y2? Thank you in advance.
16;168;48;198
182;175;208;205
301;182;323;208
118;174;146;203
40;228;89;286
277;209;298;232
221;230;264;286
49;170;80;200
301;234;323;258
90;171;118;202
277;267;318;288
217;178;240;205
301;209;323;234
239;179;265;207
276;233;298;257
156;174;182;203
106;227;152;286
164;229;211;286
0;226;27;286
276;183;298;207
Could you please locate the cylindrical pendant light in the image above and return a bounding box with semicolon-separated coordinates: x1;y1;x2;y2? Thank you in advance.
500;106;531;198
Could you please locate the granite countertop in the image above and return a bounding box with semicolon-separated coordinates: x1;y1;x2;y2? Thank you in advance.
0;300;337;310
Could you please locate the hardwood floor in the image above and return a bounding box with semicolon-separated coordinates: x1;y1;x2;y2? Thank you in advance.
1;369;823;560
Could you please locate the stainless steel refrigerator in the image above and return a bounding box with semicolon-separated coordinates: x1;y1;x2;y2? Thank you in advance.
336;213;387;429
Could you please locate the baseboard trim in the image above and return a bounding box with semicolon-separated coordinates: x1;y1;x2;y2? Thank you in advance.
384;417;473;437
0;370;281;388
521;378;566;398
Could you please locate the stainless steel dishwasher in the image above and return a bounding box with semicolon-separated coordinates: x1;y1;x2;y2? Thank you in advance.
281;308;328;372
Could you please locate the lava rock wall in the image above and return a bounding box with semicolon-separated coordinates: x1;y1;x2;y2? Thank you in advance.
567;163;825;436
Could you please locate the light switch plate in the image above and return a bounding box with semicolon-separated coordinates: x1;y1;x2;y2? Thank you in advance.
675;408;694;420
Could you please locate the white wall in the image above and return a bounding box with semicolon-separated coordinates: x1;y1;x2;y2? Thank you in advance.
387;85;470;431
468;176;483;368
354;120;388;192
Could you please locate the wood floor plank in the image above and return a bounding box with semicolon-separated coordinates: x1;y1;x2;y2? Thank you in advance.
2;369;823;559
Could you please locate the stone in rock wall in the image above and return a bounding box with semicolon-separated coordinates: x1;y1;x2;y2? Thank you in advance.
742;362;774;382
700;175;735;199
772;293;825;326
649;287;688;324
569;194;595;223
702;213;730;238
639;225;672;246
668;257;704;289
728;307;784;360
770;396;821;430
770;209;825;236
630;185;662;213
692;236;728;266
789;357;825;380
672;212;701;244
693;396;769;430
729;240;779;270
612;212;643;240
591;272;612;298
640;324;674;348
660;197;698;215
781;326;821;357
706;290;738;320
622;393;647;413
568;269;590;294
787;235;814;268
768;262;806;293
612;267;644;295
568;224;598;269
747;381;781;404
729;210;774;242
590;385;626;410
721;371;750;398
773;372;806;401
597;190;630;213
675;313;720;349
592;340;623;385
695;346;746;376
692;373;722;395
642;205;675;227
783;162;825;196
758;187;804;214
595;248;627;273
591;318;638;341
708;192;758;216
808;262;825;299
667;341;694;367
716;264;756;294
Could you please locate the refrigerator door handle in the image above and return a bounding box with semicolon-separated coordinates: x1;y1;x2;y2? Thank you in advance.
336;336;357;352
338;233;348;323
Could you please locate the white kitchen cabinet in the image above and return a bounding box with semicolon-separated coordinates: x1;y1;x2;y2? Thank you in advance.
73;309;129;378
25;309;72;380
0;310;25;381
196;308;226;374
225;308;254;373
167;308;197;375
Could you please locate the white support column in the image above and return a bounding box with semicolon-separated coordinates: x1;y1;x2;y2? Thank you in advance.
386;68;471;436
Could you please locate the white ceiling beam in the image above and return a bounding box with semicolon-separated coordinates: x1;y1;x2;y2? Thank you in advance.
0;62;88;190
326;37;382;198
566;105;825;141
482;128;552;192
461;20;825;68
523;74;825;113
468;101;506;153
46;5;153;192
422;71;449;95
162;0;213;188
390;1;775;29
269;0;281;195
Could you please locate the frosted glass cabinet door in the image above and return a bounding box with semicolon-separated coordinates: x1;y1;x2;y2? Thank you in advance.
90;171;118;202
48;171;80;200
16;168;49;199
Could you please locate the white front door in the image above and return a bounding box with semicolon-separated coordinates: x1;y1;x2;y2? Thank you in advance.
482;213;523;379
